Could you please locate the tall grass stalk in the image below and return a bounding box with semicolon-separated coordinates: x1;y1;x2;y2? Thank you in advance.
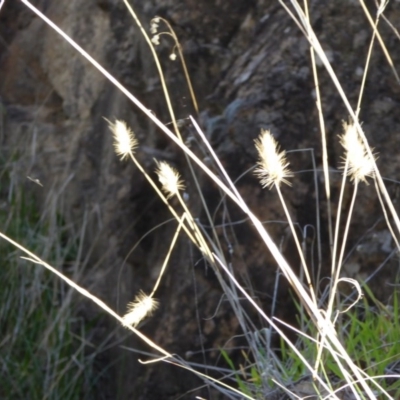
283;0;400;244
0;230;253;398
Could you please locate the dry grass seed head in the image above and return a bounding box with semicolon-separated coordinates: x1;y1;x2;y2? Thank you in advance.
109;120;138;160
122;291;159;328
155;160;185;199
150;17;160;34
340;121;375;184
151;34;160;45
254;129;293;189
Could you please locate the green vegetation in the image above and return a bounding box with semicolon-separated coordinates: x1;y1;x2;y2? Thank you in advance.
0;169;95;399
216;285;400;399
280;286;400;398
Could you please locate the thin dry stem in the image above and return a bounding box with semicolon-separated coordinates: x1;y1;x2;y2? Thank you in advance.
150;213;186;297
122;0;181;138
358;0;400;84
153;16;199;113
303;0;333;253
356;1;384;116
275;186;317;307
122;214;186;328
254;129;317;305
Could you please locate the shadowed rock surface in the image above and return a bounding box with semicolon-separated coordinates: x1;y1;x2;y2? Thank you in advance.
1;0;399;398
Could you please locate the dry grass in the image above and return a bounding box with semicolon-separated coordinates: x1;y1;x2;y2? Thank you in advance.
2;0;400;399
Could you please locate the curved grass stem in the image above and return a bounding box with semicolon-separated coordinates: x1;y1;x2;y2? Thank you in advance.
275;185;317;307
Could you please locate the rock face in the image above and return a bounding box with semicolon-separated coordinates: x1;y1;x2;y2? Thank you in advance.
1;0;400;398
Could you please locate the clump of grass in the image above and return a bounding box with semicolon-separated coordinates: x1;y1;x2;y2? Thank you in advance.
6;1;400;399
276;285;400;399
0;168;96;398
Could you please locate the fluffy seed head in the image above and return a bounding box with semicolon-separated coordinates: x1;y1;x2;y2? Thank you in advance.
122;291;158;328
151;34;160;45
340;121;375;183
155;160;185;198
150;17;160;34
254;129;293;189
109;120;138;160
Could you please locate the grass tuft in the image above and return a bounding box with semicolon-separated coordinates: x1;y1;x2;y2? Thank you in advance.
0;167;96;399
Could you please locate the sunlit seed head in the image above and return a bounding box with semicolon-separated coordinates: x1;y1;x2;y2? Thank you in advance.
340;121;375;183
108;120;138;160
155;160;185;199
254;129;292;189
169;53;177;61
150;18;159;34
151;34;160;46
122;291;158;328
